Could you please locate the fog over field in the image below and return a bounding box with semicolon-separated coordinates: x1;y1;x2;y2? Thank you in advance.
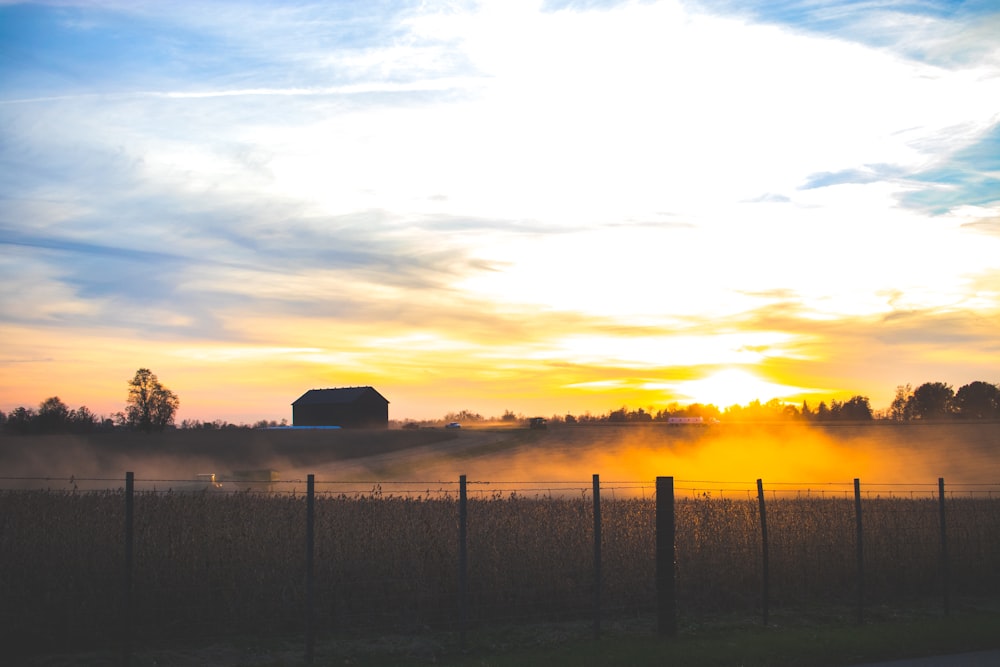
332;423;1000;496
2;423;997;495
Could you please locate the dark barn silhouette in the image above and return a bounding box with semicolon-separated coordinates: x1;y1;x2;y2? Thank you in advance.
291;387;389;429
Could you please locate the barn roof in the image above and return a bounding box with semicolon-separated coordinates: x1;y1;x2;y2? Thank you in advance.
292;386;389;406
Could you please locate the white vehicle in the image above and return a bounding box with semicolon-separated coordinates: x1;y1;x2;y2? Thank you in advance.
445;422;461;429
668;417;705;426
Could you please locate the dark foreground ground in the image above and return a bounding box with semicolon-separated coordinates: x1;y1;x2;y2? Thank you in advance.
17;606;1000;667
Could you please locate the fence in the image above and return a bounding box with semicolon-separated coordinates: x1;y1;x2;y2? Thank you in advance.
2;473;999;665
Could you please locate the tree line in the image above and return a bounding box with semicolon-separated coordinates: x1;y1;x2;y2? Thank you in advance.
3;376;997;435
1;369;178;435
439;380;1000;425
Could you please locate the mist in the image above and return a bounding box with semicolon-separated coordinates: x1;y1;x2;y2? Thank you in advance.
1;423;996;496
303;423;1000;498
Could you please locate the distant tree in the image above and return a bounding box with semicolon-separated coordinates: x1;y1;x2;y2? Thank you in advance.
125;368;179;432
840;395;873;421
443;409;483;423
630;407;653;422
680;403;721;420
501;410;518;422
656;402;683;421
69;406;98;432
954;381;999;419
816;401;830;421
890;384;913;421
37;396;71;432
564;414;577;424
607;407;628;422
801;401;813;420
908;382;954;420
722;399;786;422
5;406;35;434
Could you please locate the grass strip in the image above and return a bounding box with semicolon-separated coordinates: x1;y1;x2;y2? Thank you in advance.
431;610;1000;667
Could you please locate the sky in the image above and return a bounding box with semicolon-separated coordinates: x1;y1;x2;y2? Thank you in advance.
1;0;998;424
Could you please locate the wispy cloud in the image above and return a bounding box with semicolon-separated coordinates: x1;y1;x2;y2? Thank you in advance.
901;124;1000;214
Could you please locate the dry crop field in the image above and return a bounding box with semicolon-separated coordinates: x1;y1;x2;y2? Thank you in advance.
2;422;999;657
3;482;1000;656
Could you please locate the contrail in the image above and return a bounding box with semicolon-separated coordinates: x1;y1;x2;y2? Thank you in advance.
0;77;486;105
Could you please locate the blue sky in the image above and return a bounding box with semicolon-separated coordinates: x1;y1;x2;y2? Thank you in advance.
1;0;998;422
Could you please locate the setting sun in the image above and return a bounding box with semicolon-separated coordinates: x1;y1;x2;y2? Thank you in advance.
677;369;803;408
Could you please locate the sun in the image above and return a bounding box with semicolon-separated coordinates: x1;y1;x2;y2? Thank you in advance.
678;369;797;408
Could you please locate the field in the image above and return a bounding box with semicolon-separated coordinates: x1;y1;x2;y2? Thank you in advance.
1;422;999;664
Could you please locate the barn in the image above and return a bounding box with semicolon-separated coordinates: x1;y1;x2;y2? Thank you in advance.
291;387;389;429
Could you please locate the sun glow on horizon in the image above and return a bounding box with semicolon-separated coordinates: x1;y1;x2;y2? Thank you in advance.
677;368;805;408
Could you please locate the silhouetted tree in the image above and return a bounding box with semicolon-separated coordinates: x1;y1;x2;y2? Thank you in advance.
443;409;483;423
678;403;721;420
5;406;35;434
782;403;801;420
908;382;954;420
37;396;71;432
69;406;98;432
840;395;873;421
890;384;913;421
607;407;628;422
630;407;653;422
125;368;179;432
954;381;999;419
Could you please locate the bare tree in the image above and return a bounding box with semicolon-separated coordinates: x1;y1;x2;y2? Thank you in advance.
890;384;913;421
125;368;179;432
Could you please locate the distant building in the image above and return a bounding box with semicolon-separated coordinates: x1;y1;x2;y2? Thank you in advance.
667;417;705;426
291;387;389;429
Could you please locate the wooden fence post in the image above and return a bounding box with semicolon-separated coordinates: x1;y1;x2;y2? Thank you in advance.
305;474;315;665
854;478;864;625
121;471;134;667
656;476;676;636
756;478;769;627
938;477;949;615
592;473;602;640
458;475;468;649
